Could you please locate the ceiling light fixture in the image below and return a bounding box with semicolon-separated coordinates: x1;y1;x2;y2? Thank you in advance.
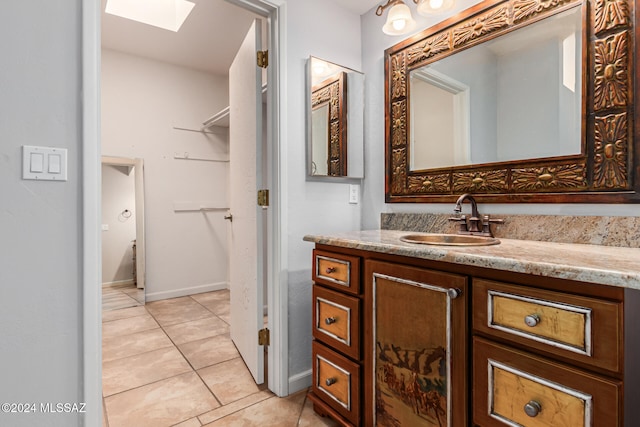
105;0;195;32
415;0;455;15
376;0;417;36
376;0;457;35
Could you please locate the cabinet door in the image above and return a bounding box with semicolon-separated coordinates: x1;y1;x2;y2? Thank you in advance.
364;260;468;427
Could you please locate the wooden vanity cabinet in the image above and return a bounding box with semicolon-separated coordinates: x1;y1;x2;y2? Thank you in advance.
309;248;364;426
363;260;468;427
471;277;626;427
309;243;636;426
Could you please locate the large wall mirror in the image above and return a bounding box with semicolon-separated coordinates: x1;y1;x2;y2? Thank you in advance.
385;0;639;203
307;56;365;179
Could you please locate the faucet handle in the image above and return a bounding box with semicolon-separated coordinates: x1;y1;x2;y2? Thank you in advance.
483;215;504;224
481;215;504;235
449;214;468;233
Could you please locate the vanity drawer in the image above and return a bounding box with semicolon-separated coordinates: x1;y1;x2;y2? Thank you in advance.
313;285;360;360
473;337;621;427
473;279;622;373
313;249;361;295
312;341;361;425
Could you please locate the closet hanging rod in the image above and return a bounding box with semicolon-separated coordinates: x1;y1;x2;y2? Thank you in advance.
173;202;229;212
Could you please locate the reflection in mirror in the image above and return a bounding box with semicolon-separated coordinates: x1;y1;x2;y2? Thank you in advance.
410;6;582;170
307;57;365;178
101;156;146;310
311;103;330;175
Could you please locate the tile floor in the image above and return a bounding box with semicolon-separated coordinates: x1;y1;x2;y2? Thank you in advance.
102;289;338;427
102;283;144;311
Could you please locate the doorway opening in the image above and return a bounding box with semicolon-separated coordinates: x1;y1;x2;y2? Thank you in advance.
87;0;287;424
101;156;145;311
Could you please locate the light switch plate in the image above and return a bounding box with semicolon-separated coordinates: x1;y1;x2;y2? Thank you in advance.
23;145;68;181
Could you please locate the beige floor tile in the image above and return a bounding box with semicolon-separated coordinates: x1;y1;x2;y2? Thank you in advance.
191;290;229;304
197;390;273;425
103;346;192;396
103;399;109;427
198;358;261;405
105;372;219;427
146;297;214;327
163;316;229;346
178;334;239;370
172;417;202;427
103;292;141;311
201;389;307;427
192;294;230;316
103;328;173;362
217;311;230;325
297;393;338;427
102;305;147;323
102;313;159;339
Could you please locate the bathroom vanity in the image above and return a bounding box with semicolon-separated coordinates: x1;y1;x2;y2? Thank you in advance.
304;230;640;426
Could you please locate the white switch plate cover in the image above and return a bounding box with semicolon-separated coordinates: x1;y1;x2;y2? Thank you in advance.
349;184;359;204
23;145;68;181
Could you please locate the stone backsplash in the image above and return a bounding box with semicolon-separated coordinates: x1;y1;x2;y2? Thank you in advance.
381;213;640;248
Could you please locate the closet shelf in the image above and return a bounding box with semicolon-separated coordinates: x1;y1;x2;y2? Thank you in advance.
200;83;267;131
173;153;229;163
202;106;229;130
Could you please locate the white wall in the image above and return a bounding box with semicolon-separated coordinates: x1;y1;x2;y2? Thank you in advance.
360;0;640;229
284;0;363;389
101;164;137;285
102;49;230;300
0;2;83;426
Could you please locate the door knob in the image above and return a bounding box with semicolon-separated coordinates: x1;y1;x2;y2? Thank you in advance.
224;214;233;222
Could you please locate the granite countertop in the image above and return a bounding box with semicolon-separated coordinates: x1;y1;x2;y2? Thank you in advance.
303;230;640;290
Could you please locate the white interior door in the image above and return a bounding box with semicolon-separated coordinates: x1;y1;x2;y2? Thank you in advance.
229;19;265;385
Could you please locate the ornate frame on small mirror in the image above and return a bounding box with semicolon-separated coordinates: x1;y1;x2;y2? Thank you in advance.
385;0;639;203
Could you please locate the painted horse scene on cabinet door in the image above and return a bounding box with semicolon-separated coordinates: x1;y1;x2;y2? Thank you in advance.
374;274;449;427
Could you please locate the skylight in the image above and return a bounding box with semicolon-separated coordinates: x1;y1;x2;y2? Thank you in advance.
105;0;195;32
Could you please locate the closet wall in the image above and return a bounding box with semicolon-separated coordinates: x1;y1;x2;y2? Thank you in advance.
102;49;230;300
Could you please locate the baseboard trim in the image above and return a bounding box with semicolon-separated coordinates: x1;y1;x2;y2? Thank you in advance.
145;282;229;302
102;279;135;288
288;369;312;394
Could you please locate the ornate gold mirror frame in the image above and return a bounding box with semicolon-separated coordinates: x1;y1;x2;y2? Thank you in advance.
385;0;639;203
312;72;348;176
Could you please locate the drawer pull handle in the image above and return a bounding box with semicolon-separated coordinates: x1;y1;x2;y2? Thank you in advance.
325;267;337;274
524;400;542;417
325;377;337;386
524;314;541;327
325;317;337;325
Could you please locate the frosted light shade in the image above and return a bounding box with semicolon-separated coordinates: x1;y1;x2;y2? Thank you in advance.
417;0;455;15
106;0;195;32
382;3;417;35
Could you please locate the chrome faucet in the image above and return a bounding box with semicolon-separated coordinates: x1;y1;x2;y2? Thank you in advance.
449;194;503;236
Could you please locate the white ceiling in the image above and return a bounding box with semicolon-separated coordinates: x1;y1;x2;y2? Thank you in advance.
101;0;381;76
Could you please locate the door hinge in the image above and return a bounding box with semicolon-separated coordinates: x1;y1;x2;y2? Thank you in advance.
257;50;269;68
258;328;270;346
257;189;269;207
